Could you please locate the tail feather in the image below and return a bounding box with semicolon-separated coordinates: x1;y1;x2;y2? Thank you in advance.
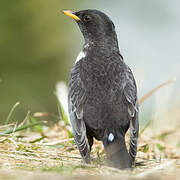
103;137;131;169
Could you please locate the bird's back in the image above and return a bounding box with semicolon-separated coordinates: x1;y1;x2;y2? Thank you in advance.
76;52;131;138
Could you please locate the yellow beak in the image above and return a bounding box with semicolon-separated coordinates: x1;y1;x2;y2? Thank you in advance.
62;10;80;21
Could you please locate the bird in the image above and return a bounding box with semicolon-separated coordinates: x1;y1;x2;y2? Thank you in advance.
63;9;139;169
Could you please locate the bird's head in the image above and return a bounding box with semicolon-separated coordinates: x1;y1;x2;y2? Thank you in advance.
63;9;118;47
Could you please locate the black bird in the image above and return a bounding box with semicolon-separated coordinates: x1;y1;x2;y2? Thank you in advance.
63;9;139;169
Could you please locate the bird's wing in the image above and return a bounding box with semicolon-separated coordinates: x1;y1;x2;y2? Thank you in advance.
123;66;139;165
68;61;90;163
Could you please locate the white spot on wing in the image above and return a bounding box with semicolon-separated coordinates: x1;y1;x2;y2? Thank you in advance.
75;51;86;63
108;133;114;142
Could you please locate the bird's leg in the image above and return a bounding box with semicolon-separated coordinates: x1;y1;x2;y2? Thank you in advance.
87;134;94;152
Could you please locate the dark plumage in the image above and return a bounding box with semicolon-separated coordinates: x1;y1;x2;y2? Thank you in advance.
63;9;139;169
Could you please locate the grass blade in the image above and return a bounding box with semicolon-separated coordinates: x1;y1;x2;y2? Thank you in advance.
139;79;173;105
30;136;47;143
139;120;152;136
55;93;69;126
5;102;20;124
55;94;73;138
29;116;44;134
0;122;43;136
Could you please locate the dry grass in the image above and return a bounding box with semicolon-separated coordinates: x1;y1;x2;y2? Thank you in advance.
0;122;179;180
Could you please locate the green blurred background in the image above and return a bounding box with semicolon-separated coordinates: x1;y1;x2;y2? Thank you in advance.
0;0;180;129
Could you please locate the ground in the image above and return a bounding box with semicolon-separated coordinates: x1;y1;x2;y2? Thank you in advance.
0;121;179;180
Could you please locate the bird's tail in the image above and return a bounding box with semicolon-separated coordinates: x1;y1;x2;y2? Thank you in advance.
103;136;131;169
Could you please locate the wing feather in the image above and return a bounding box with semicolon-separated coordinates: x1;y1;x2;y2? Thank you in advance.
123;66;139;165
68;61;90;163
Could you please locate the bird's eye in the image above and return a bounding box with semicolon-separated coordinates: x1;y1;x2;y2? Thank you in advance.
83;15;91;22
